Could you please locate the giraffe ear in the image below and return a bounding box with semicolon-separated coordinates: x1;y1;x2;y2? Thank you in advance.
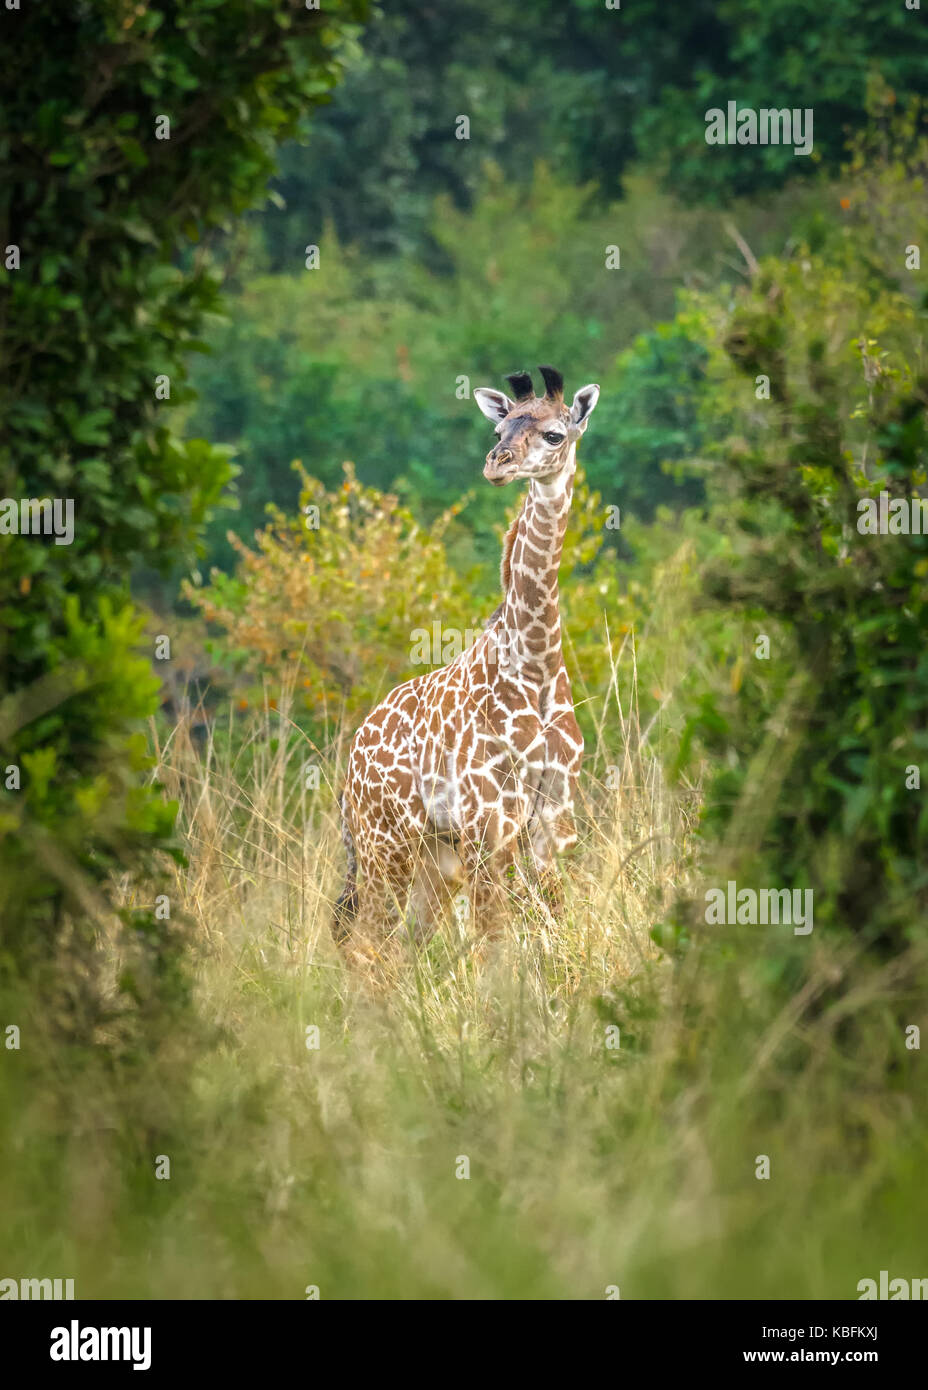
473;388;514;424
569;383;600;434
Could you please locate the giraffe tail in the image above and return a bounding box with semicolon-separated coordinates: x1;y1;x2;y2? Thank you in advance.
333;791;359;943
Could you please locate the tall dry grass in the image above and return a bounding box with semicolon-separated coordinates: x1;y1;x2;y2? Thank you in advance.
1;640;925;1298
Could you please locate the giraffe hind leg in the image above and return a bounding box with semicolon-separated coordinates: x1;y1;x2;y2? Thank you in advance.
353;845;416;948
332;792;360;944
333;799;412;947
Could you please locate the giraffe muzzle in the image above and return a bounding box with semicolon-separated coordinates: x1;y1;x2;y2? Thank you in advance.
484;448;517;485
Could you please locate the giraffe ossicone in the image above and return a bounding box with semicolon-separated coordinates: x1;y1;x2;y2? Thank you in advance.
334;366;600;946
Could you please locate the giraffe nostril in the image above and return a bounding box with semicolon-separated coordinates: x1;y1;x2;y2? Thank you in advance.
496;449;513;466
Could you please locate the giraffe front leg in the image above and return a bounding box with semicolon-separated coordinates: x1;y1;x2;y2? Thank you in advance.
455;774;523;938
457;826;519;939
524;763;578;917
527;816;575;915
462;846;510;937
409;834;462;944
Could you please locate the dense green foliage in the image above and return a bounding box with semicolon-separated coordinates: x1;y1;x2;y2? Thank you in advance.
252;0;928;265
1;1;926;1307
0;0;366;1037
183;3;928;574
187;167;822;571
191;91;928;972
672;197;928;954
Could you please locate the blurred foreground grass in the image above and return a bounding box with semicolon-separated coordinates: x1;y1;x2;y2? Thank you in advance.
1;654;925;1300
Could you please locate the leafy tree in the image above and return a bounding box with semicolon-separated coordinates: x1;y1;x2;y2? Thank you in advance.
670;119;928;956
0;0;366;1040
585;318;716;526
251;0;928;263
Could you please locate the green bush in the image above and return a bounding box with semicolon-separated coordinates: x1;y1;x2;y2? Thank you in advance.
0;0;366;1041
670;127;928;955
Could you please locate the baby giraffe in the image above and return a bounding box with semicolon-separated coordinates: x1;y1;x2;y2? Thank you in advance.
334;365;599;945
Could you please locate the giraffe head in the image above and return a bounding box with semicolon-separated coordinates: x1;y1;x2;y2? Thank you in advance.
474;366;600;487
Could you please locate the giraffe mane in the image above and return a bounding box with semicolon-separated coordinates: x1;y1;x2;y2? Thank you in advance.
500;498;526;593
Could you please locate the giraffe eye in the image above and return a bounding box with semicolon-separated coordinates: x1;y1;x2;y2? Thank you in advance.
544;431;565;445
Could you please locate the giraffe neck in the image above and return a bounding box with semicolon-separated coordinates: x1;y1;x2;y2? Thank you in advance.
497;447;575;684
